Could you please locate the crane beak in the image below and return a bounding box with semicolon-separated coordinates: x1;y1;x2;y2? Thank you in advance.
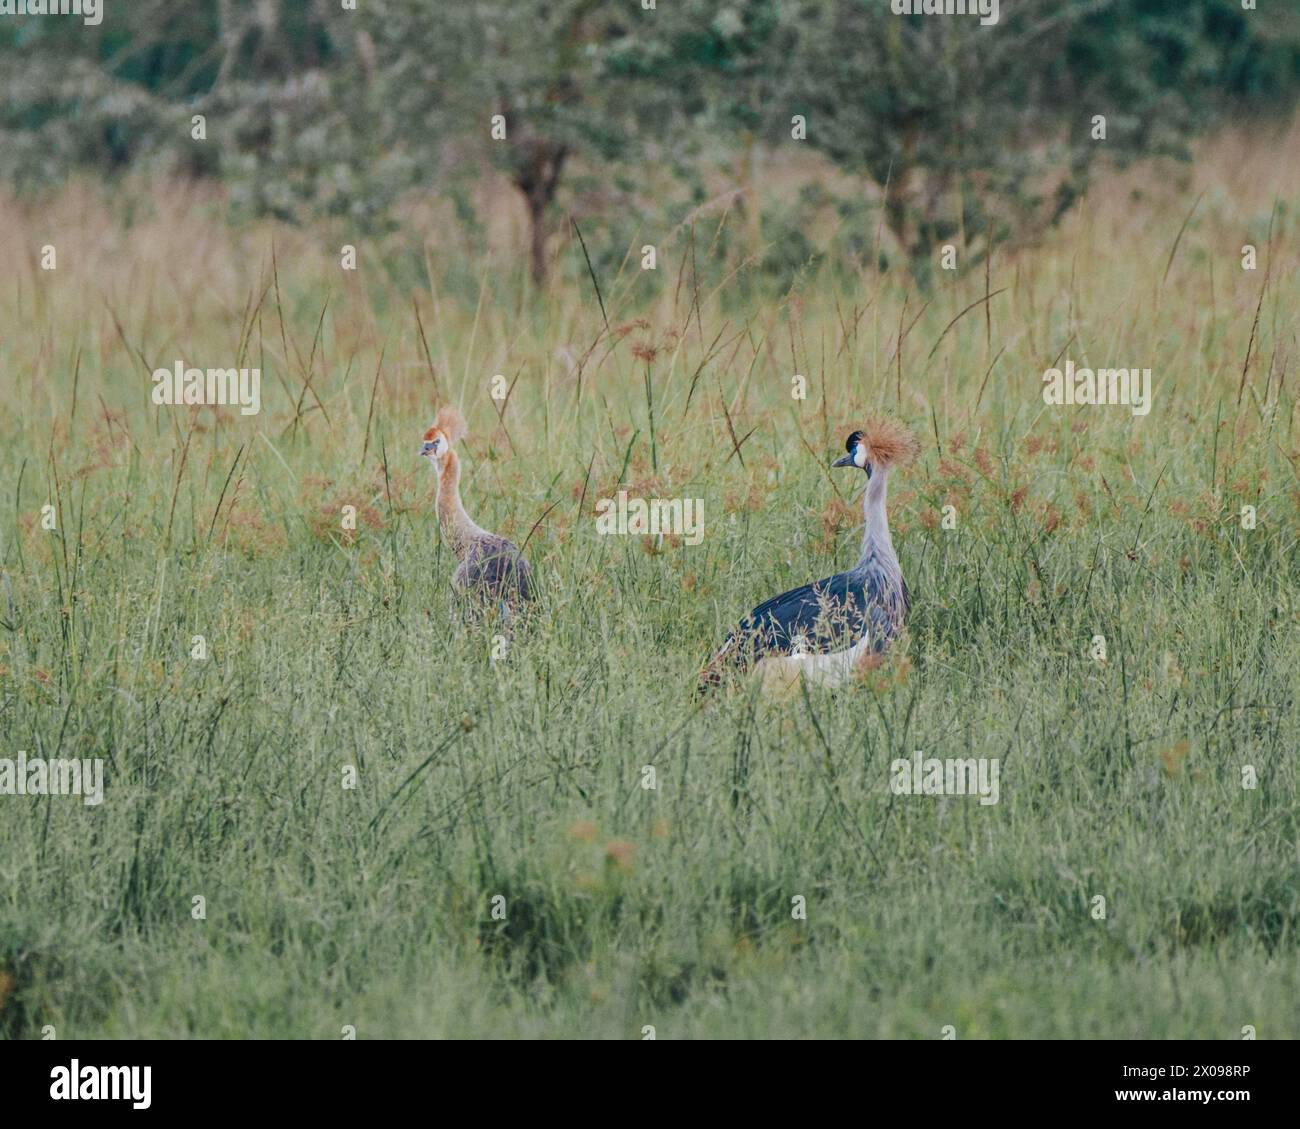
832;453;855;468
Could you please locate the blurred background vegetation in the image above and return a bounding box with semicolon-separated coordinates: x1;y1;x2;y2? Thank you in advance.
2;0;1297;289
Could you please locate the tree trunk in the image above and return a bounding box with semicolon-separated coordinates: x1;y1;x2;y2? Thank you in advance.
515;138;568;286
735;131;761;263
526;192;549;286
883;120;919;261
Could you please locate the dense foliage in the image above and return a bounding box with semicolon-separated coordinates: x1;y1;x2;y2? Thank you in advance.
2;1;1296;280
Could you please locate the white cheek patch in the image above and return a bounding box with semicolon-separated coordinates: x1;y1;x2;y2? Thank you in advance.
853;443;867;468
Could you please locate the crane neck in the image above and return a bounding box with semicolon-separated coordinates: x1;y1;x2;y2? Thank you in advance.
435;450;489;559
857;468;896;567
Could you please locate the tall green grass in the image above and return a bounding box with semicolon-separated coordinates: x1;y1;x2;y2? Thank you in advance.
0;128;1297;1038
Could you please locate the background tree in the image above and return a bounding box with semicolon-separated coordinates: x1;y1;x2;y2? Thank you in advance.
795;0;1300;276
1;0;1296;284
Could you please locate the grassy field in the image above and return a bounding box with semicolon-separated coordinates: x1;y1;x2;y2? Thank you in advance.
1;125;1298;1039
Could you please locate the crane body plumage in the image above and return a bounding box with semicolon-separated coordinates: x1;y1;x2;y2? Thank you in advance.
702;419;918;692
715;563;909;667
421;406;535;617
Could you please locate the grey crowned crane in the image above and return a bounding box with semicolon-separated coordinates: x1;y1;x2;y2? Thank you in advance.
701;419;919;692
419;406;535;619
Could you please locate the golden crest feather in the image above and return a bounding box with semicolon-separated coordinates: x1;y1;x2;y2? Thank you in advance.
861;418;919;468
432;405;468;446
